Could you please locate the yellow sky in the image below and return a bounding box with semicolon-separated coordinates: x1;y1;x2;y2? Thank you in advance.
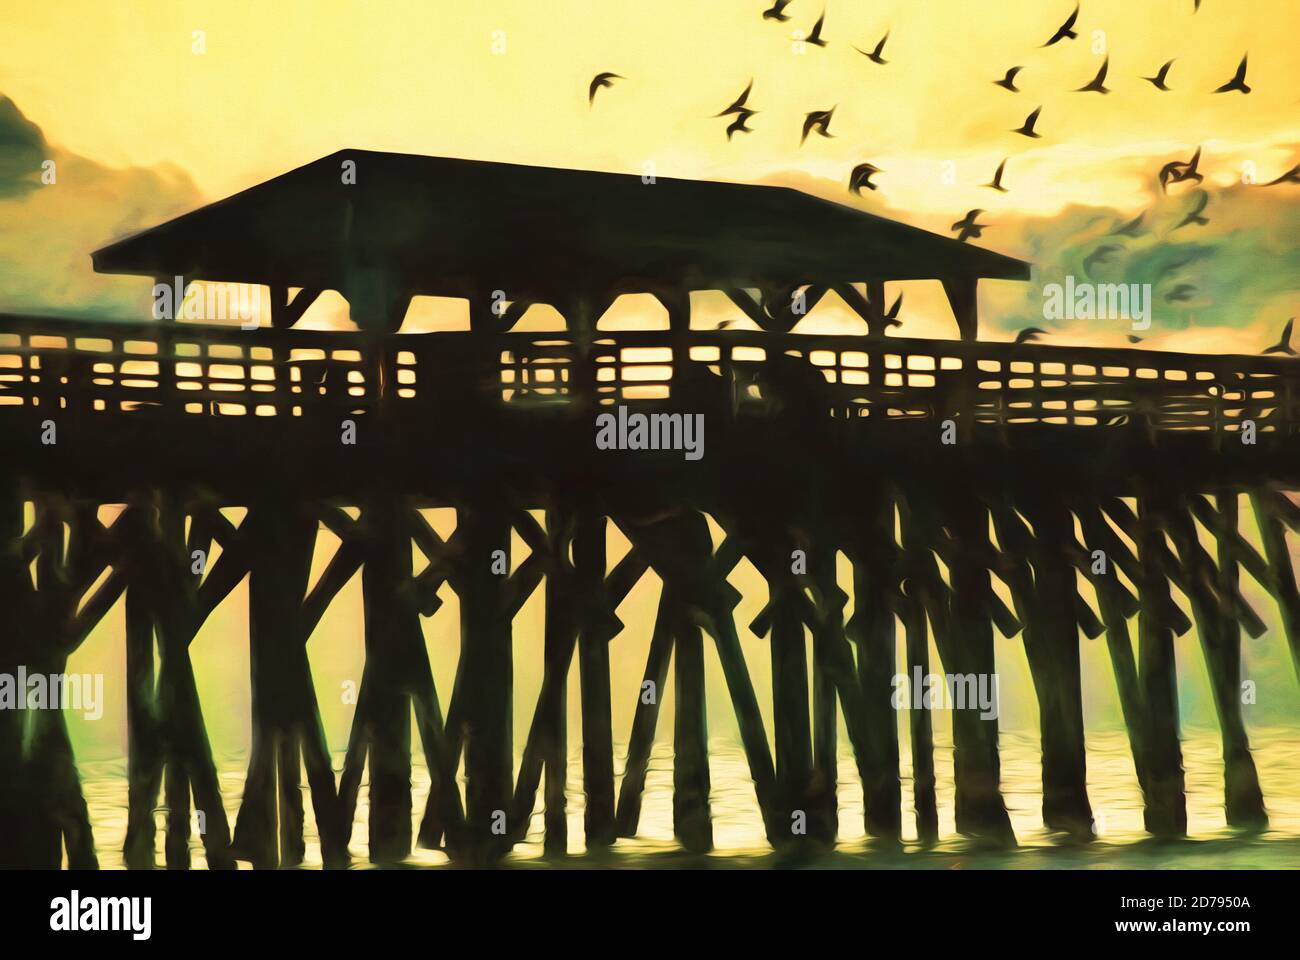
2;0;1298;220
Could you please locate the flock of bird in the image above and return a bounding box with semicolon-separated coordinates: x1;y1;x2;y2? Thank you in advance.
586;1;1296;353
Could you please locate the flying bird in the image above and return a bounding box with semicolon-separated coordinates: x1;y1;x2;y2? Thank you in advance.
1015;327;1047;344
714;80;753;117
1144;60;1175;90
994;66;1023;91
883;293;904;325
805;11;829;48
951;209;989;242
801;108;835;144
726;109;757;140
1193;0;1202;10
1165;283;1197;302
1013;106;1043;138
1173;191;1210;230
849;162;883;194
1264;164;1300;186
984;158;1009;192
1214;55;1251;94
1264;318;1296;355
762;0;794;21
1083;244;1123;276
855;31;889;64
1075;56;1112;94
1043;3;1080;46
1127;335;1144;344
1110;212;1146;237
588;72;623;105
1160;147;1203;191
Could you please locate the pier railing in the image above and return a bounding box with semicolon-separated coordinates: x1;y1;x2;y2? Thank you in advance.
0;313;1296;438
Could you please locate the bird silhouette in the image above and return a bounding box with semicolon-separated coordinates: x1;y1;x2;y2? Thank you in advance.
1264;318;1296;355
805;11;829;48
1013;106;1043;138
1174;191;1210;229
994;66;1023;91
1075;56;1112;94
855;31;889;64
1083;244;1123;276
849;162;883;194
884;292;904;325
715;81;753;117
951;209;989;242
588;72;623;105
984;158;1009;192
1165;283;1197;302
1015;327;1046;344
1193;0;1202;10
1160;147;1203;191
1127;335;1144;343
1144;59;1175;90
726;109;757;140
1110;212;1146;237
1214;55;1251;94
801;108;835;144
1264;164;1300;186
762;0;794;22
1043;3;1080;46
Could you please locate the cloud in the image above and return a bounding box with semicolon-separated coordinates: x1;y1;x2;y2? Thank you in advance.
0;94;201;317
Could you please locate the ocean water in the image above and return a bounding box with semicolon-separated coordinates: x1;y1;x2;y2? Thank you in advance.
71;725;1300;869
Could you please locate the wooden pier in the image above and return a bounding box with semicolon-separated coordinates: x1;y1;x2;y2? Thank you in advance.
0;151;1297;867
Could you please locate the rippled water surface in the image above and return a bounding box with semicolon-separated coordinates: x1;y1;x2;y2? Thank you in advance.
74;725;1300;869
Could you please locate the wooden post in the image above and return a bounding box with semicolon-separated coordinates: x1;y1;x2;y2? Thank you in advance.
941;276;979;341
1135;494;1188;837
770;574;814;840
1019;500;1093;838
456;503;514;863
848;494;903;839
672;600;713;853
943;495;1015;843
574;510;616;848
613;593;673;840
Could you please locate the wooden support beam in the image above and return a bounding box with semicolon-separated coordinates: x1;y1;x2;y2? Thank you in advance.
455;503;515;863
940;495;1015;844
358;500;415;864
1252;491;1300;684
1017;500;1093;837
613;593;672;840
574;510;616;848
941;276;979;341
1134;494;1188;837
1200;493;1267;828
846;494;903;840
672;600;713;853
509;507;578;852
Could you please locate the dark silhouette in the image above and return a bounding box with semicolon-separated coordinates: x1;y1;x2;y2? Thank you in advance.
762;0;793;21
1144;60;1175;90
849;162;883;194
952;209;989;242
589;72;623;105
1214;55;1251;94
994;66;1023;91
1075;56;1111;94
855;31;889;64
1264;318;1296;355
1013;106;1043;138
1043;3;1080;46
801;108;835;143
984;158;1009;192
